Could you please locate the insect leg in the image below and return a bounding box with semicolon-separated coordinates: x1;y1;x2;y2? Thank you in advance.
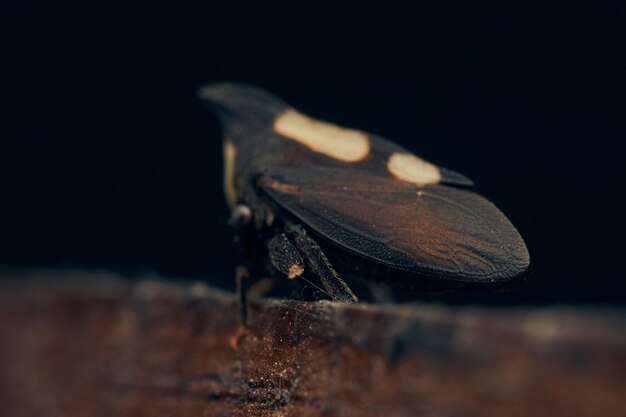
267;233;305;279
229;203;256;326
235;266;250;325
285;224;359;304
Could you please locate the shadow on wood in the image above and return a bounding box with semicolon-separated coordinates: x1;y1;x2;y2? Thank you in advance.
1;270;625;416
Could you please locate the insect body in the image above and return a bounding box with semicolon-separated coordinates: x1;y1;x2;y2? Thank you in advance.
199;82;529;304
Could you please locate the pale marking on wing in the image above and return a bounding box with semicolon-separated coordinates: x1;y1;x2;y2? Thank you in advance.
273;108;370;162
223;139;237;207
387;152;441;186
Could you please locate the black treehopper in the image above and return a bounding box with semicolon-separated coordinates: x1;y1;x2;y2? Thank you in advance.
199;82;529;306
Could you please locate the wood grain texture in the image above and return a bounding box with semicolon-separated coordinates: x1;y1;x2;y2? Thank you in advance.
1;270;625;417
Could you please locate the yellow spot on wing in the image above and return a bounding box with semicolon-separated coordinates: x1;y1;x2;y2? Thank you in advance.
223;140;237;207
273;108;370;162
387;152;441;186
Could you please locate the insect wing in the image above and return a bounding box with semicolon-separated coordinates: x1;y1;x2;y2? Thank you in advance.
261;164;529;282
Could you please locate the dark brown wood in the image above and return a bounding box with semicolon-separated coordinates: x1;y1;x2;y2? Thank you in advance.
1;270;625;417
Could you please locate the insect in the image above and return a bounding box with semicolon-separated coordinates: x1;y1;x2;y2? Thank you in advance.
199;82;529;309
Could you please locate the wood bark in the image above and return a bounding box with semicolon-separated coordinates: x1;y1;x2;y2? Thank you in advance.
1;270;625;417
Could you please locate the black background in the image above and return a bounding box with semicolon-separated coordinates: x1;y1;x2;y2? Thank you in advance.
3;1;625;305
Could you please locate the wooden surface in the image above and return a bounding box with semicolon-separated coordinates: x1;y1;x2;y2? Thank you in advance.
1;270;625;417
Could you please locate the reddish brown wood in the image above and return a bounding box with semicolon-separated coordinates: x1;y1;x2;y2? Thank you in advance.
1;270;625;417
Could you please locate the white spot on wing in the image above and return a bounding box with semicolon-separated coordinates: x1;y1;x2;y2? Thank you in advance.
387;152;441;186
273;108;370;162
223;140;237;207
